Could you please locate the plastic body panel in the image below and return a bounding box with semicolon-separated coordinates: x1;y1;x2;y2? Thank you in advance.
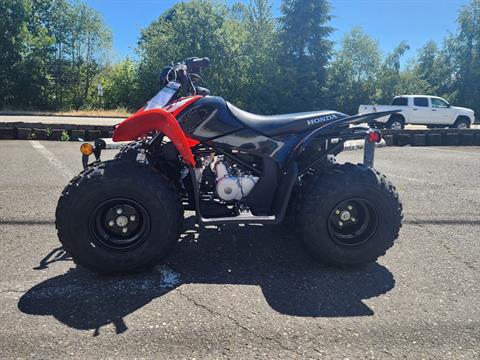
176;96;343;167
112;98;202;166
210;129;301;166
177;96;244;141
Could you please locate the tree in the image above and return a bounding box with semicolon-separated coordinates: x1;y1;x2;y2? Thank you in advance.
415;41;440;86
2;0;478;117
137;0;247;105
234;0;278;113
409;41;452;98
0;0;27;107
0;0;55;108
276;0;334;113
327;27;381;114
59;1;112;109
376;41;410;103
395;68;432;96
0;0;111;110
95;59;140;110
448;0;480;116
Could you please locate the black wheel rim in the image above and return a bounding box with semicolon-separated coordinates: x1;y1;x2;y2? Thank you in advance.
89;198;150;251
327;198;379;247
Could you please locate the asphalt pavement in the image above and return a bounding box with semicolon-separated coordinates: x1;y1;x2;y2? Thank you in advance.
0;141;479;359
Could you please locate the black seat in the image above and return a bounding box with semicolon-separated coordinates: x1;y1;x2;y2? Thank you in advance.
227;102;345;137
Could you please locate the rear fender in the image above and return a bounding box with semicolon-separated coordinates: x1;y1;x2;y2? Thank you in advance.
286;110;401;169
299;110;401;148
112;108;195;166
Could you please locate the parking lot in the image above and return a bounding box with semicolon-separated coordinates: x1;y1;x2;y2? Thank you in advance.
0;140;479;359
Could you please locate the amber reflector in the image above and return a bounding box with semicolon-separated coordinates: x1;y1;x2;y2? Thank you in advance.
80;143;94;156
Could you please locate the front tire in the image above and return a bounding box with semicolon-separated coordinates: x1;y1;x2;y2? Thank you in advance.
55;160;183;273
115;140;144;161
452;117;470;129
297;164;402;267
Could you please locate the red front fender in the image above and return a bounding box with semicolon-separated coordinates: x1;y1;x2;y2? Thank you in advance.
112;108;196;166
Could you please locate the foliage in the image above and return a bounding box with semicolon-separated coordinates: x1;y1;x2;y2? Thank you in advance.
1;0;479;119
136;0;242;104
328;27;381;114
233;0;278;113
276;0;334;112
60;130;70;141
95;59;141;109
445;0;480;115
0;0;111;110
405;0;480;116
375;41;410;104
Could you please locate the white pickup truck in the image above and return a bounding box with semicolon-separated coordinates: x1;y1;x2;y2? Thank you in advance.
359;95;475;129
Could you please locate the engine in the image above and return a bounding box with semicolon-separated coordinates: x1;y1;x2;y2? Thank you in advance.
214;161;259;202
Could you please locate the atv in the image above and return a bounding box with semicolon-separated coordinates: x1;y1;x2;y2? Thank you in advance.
56;57;403;274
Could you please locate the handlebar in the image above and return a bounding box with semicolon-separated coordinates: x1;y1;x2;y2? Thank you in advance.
185;57;210;73
160;57;210;85
158;57;211;98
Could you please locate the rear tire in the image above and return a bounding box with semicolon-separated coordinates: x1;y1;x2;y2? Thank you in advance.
55;160;183;273
284;155;337;227
297;163;402;268
387;116;405;130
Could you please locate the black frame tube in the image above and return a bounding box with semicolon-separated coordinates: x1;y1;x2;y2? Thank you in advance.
202;142;262;176
298;140;346;175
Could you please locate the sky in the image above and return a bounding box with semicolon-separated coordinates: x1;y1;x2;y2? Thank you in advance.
85;0;471;63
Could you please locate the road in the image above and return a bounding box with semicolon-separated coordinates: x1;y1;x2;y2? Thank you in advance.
0;141;479;359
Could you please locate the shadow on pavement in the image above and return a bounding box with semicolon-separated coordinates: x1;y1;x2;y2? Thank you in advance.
18;216;395;335
33;246;71;270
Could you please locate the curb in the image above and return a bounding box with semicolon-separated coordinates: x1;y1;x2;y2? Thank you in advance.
0;121;113;131
381;128;480;146
1;122;479;147
0;123;113;141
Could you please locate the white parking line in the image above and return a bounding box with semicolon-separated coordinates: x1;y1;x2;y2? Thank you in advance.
30;140;75;180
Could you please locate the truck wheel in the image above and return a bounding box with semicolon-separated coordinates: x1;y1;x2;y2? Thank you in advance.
452;117;470;129
297;163;402;268
55;160;183;273
387;116;404;130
